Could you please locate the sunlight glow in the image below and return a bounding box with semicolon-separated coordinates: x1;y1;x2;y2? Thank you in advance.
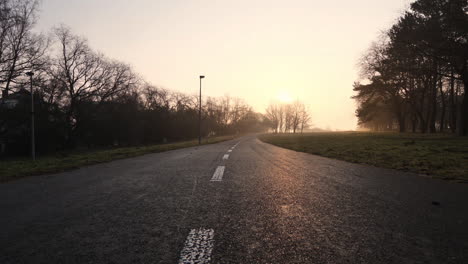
36;0;409;131
276;91;293;103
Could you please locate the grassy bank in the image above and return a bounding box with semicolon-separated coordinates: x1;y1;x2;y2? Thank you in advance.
259;132;468;182
0;135;235;182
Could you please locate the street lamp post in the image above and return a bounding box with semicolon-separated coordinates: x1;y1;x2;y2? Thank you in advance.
26;71;35;161
199;75;205;145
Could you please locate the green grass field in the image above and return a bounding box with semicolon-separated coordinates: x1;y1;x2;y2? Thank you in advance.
0;135;235;182
259;132;468;182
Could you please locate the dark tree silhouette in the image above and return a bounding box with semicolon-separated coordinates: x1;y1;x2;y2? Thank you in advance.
354;0;467;135
0;16;269;157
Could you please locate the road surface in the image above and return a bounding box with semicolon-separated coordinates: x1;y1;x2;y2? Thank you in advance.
1;135;467;263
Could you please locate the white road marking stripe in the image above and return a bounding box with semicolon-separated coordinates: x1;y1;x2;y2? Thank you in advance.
210;166;225;182
227;149;232;153
178;228;215;264
223;154;229;160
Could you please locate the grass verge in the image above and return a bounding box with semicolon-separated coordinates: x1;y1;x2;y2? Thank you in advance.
259;132;468;182
0;135;235;183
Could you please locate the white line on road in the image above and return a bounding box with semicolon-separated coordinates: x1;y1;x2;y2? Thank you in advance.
210;166;225;182
178;228;215;264
223;154;229;160
227;149;232;153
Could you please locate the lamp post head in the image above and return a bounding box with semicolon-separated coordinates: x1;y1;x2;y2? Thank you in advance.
200;75;205;79
26;72;34;77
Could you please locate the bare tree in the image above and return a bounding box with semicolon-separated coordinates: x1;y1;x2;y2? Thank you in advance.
299;104;311;133
49;25;137;145
170;91;196;112
141;84;170;110
265;102;281;133
290;101;303;133
283;104;294;133
220;95;231;127
265;100;310;133
0;0;48;96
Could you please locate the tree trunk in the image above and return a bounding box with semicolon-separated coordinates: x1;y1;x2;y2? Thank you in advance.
439;77;446;133
393;96;405;133
417;104;428;133
398;114;406;133
429;74;438;133
65;97;78;148
419;116;428;133
456;75;468;136
449;69;456;133
411;117;417;133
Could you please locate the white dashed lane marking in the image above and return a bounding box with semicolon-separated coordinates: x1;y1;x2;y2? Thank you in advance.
210;166;225;182
178;228;215;264
223;154;229;160
227;149;232;153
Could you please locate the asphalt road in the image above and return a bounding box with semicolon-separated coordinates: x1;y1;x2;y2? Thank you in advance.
1;135;467;263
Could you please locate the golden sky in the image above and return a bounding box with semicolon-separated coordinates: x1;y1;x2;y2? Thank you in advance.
37;0;410;130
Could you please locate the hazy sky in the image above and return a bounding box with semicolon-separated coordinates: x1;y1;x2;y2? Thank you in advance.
36;0;410;130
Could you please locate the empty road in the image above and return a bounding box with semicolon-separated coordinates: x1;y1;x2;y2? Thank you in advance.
1;135;467;263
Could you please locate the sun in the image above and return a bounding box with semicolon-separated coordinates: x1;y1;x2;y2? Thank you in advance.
276;91;293;103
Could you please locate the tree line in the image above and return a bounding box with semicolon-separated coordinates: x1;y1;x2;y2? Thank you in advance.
265;101;311;133
353;0;468;135
0;0;268;157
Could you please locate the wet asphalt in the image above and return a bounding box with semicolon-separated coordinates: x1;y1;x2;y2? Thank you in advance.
1;135;467;263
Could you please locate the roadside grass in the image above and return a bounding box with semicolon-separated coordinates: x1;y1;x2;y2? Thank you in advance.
258;132;468;182
0;135;235;182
